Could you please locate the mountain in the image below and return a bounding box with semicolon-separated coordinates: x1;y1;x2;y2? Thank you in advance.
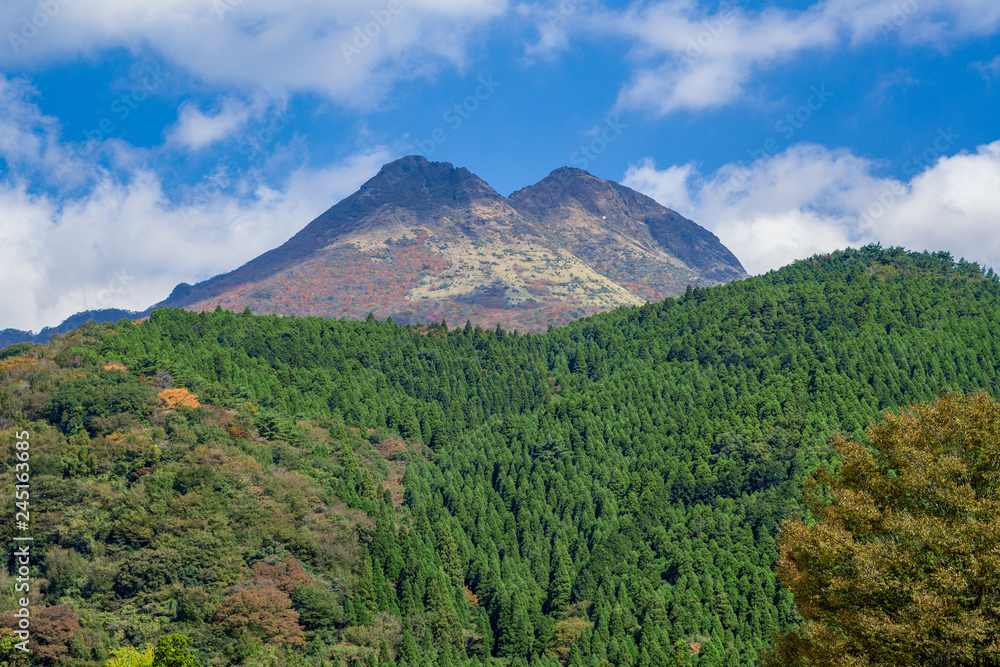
157;155;746;331
3;246;998;665
0;308;151;348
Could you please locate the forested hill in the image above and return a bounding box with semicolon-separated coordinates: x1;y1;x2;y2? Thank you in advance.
3;245;1000;666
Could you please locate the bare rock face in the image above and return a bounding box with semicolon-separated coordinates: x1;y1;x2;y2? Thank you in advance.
158;156;747;332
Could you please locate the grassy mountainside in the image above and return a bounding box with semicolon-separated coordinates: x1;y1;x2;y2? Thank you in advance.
3;245;1000;666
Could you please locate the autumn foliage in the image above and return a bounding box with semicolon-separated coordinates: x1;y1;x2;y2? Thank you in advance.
214;588;306;647
0;604;80;665
0;357;36;373
251;556;311;594
158;387;201;409
770;391;1000;667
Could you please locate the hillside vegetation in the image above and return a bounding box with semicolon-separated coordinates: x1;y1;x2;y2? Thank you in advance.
3;245;1000;666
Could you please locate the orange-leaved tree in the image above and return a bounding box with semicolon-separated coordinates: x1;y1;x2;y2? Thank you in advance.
214;588;306;647
158;387;201;409
768;391;1000;667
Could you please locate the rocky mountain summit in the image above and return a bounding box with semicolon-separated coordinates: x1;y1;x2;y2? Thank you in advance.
157;156;746;332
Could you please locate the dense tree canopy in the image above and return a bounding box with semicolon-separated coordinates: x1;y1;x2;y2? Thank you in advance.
2;245;1000;665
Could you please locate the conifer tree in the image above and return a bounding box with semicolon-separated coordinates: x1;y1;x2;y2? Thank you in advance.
546;549;573;614
438;524;464;588
498;588;534;660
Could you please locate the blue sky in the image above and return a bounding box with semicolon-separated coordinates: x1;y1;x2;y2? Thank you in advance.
1;0;999;331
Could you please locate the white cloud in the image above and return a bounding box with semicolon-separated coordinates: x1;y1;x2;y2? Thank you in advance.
517;0;580;59
0;0;508;108
0;75;397;331
0;147;395;331
624;139;1000;274
167;98;257;151
0;76;92;190
599;0;1000;116
609;2;834;115
973;55;1000;81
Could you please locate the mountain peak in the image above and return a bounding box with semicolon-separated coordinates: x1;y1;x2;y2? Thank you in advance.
509;167;746;284
544;166;593;179
360;155;501;208
158;158;746;331
508;166;619;214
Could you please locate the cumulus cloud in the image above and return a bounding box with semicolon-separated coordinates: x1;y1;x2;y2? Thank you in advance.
517;0;581;59
0;76;397;331
599;0;1000;116
0;149;396;331
0;0;508;108
624;139;1000;274
167;98;259;151
0;76;93;190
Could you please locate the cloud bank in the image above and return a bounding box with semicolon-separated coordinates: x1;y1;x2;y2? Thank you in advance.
0;75;396;331
0;0;507;108
590;0;1000;115
624;139;1000;274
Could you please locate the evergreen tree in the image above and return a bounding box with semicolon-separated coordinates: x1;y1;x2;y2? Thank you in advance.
498;588;534;660
546;548;573;614
438;524;464;588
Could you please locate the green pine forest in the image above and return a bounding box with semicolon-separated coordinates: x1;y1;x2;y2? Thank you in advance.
3;245;1000;666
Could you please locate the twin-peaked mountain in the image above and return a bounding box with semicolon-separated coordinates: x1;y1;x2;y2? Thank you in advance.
0;157;746;347
1;157;747;345
158;156;746;332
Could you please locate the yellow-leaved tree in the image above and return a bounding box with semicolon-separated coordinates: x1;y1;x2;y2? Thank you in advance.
105;644;153;667
768;391;1000;667
158;387;201;409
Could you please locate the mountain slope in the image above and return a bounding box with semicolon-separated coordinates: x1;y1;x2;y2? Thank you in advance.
158;156;747;331
0;308;151;348
509;166;745;287
4;246;999;665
